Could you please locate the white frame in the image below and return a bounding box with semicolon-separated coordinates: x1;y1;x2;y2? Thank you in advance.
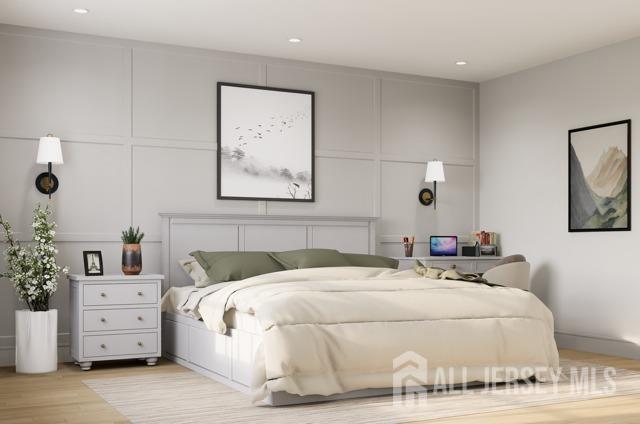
160;213;380;405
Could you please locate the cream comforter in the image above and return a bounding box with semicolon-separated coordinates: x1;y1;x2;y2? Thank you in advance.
180;267;559;401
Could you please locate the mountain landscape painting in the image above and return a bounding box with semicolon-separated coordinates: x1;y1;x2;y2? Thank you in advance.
569;120;631;231
217;83;314;201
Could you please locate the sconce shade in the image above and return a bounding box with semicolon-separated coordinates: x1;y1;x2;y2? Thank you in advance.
36;136;64;165
425;160;445;182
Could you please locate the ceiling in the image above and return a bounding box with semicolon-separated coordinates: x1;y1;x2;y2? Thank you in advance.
2;0;640;82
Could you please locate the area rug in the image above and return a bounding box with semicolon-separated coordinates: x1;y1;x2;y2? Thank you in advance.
83;359;640;424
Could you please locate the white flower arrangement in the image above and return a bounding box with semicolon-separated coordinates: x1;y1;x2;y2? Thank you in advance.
0;205;69;312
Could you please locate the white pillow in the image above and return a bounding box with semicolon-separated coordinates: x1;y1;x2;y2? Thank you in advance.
178;258;211;288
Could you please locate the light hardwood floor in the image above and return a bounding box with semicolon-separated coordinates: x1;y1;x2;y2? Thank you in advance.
1;350;639;424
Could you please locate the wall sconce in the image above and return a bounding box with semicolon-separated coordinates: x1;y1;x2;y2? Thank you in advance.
421;160;445;209
35;134;64;199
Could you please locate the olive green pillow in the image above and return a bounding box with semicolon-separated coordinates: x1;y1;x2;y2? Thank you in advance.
343;253;399;269
269;248;351;270
189;251;285;284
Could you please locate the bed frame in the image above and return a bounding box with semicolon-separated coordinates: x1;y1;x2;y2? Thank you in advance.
160;213;386;405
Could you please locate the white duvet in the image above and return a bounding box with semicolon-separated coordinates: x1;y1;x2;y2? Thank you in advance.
179;267;559;401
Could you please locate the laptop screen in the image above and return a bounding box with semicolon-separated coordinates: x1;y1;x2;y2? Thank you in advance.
430;236;458;256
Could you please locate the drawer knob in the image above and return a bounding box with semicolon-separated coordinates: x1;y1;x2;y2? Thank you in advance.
100;292;106;297
100;344;106;349
137;291;143;296
100;317;106;323
137;316;143;321
137;341;143;347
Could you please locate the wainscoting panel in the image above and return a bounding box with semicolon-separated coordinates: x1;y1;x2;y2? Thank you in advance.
0;32;129;139
132;48;263;142
311;225;370;254
0;138;43;230
378;161;475;257
132;145;259;235
265;157;376;216
0;24;478;365
265;64;377;153
0;138;128;237
380;78;475;161
244;225;307;251
54;142;129;236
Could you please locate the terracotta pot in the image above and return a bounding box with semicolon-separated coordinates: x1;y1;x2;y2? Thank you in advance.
122;243;142;275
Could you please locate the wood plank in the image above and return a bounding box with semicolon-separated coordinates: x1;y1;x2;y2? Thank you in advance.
0;358;185;424
1;350;640;423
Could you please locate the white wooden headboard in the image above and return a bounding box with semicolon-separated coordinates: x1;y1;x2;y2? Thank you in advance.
160;213;377;292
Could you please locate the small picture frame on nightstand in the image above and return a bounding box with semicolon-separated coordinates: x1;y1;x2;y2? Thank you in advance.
83;251;104;276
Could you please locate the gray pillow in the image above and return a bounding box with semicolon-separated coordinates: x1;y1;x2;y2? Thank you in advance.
495;254;526;267
190;251;285;284
343;253;399;269
269;249;351;270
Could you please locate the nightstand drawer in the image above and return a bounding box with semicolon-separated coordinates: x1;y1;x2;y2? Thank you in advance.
83;308;158;332
84;333;158;357
84;283;158;306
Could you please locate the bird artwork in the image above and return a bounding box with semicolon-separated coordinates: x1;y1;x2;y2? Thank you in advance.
219;84;313;201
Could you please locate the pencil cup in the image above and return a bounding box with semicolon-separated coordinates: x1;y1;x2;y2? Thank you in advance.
403;243;414;257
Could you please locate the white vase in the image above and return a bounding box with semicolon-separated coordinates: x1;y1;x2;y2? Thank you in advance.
15;309;58;374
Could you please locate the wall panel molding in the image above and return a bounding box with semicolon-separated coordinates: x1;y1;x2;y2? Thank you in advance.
0;23;478;364
380;155;476;167
0;31;131;140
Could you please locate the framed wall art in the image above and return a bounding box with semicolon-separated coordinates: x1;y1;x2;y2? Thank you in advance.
217;82;315;201
83;250;103;276
569;119;631;232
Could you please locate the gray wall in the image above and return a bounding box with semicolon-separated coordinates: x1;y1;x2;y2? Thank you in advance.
480;36;640;356
0;25;478;365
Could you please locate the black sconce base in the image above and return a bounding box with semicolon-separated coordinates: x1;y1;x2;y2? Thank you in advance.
418;188;434;206
35;172;59;197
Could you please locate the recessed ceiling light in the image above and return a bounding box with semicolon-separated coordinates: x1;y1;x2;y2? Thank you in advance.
455;60;468;66
73;8;89;15
288;37;302;43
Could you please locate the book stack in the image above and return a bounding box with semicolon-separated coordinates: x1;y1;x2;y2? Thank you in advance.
471;231;499;256
473;231;497;245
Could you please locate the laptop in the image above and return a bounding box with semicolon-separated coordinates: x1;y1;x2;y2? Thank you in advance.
429;235;458;256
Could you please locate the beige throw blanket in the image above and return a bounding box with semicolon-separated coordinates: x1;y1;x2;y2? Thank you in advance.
182;267;559;402
413;260;493;284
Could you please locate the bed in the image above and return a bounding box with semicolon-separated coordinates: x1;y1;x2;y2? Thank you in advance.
160;213;559;406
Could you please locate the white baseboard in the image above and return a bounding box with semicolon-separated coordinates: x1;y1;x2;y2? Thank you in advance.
555;332;640;360
0;333;72;367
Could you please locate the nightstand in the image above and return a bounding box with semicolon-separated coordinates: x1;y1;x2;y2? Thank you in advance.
68;274;163;371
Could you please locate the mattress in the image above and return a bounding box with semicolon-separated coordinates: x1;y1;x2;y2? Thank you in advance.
161;285;260;334
186;266;559;402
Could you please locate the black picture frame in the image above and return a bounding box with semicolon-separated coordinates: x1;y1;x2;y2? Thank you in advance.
568;119;631;232
83;251;104;276
217;82;315;202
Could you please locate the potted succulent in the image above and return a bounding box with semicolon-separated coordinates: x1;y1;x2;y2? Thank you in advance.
0;205;69;374
121;226;144;275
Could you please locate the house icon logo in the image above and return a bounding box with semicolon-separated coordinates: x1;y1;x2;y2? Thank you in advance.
393;351;429;405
